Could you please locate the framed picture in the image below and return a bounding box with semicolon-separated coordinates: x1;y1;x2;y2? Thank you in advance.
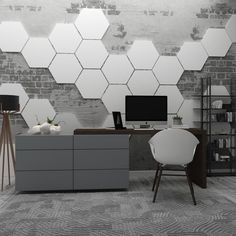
112;111;125;129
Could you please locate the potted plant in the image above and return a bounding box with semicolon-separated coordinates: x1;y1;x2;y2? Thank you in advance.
172;115;183;126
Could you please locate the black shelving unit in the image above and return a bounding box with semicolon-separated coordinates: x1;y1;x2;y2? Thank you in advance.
200;77;236;176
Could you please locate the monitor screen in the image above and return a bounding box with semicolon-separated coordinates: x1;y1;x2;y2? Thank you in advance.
125;95;167;125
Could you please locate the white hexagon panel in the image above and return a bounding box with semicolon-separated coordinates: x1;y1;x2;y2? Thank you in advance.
177;42;208;71
0;83;29;113
226;15;236;43
22;99;56;128
75;40;108;68
76;70;108;99
201;28;232;57
155;85;184;114
153;56;184;85
0;21;28;52
102;55;134;84
49;54;82;84
49;23;82;53
74;8;109;39
127;70;159;95
178;99;201;128
22;38;56;68
54;112;82;134
102;85;131;113
127;40;159;69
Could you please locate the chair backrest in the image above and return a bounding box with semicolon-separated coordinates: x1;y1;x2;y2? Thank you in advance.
148;128;199;165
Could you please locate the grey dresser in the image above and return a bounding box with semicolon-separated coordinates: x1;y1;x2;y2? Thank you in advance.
74;134;129;190
15;135;73;191
15;132;129;191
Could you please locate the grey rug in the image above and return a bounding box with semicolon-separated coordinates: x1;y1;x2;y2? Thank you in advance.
0;173;236;236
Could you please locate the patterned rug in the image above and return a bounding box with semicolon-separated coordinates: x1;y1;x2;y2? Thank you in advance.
0;174;236;236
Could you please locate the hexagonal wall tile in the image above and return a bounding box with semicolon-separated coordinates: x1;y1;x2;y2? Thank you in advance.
177;42;208;71
75;40;108;68
22;99;56;128
153;56;184;85
102;85;131;113
22;38;56;68
49;54;82;84
226;15;236;43
102;55;134;84
49;23;82;53
155;85;184;114
76;70;108;99
201;28;231;57
0;83;29;113
54;112;82;133
127;40;159;69
178;99;201;128
0;21;28;52
127;70;159;95
74;8;109;39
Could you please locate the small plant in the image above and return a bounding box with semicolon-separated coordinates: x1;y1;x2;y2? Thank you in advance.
172;115;182;120
172;115;183;125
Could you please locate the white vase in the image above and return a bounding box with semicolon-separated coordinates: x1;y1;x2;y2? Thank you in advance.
50;125;61;135
40;122;51;134
28;125;41;134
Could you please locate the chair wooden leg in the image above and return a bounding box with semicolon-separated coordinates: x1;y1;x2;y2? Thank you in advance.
153;165;163;203
152;162;159;191
185;166;196;205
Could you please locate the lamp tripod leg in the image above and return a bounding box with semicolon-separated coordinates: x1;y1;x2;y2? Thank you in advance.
1;115;6;191
6;114;15;172
6;119;11;186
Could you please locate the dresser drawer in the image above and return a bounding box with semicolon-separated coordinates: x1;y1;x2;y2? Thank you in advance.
74;135;129;149
16;150;73;171
74;170;129;190
15;171;73;191
74;149;129;169
16;135;73;150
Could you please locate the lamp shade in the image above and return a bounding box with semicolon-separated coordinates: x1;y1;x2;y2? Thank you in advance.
0;95;20;111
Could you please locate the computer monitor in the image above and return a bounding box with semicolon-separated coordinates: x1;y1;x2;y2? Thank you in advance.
125;95;168;128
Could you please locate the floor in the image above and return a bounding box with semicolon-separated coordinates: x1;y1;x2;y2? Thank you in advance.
0;171;236;236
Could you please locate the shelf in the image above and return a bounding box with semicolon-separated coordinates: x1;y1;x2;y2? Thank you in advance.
208;133;236;136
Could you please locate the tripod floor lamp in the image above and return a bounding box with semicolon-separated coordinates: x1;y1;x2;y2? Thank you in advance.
0;95;19;191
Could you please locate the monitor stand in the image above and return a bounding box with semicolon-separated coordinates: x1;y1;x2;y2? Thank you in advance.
139;124;151;129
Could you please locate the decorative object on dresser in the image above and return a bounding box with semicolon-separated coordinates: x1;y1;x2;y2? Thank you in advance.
0;95;20;191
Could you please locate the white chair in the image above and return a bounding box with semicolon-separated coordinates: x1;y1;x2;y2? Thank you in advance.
149;128;199;205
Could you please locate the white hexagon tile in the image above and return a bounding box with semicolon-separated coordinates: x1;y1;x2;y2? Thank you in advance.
0;83;29;113
177;42;208;71
155;85;184;114
0;21;28;52
54;112;82;133
127;40;159;69
178;99;201;128
22;38;56;68
127;70;159;95
49;54;82;84
21;99;56;128
226;15;236;43
76;40;108;68
49;23;82;53
102;55;134;84
153;56;184;85
102;85;131;113
201;28;232;57
76;70;108;99
74;8;109;39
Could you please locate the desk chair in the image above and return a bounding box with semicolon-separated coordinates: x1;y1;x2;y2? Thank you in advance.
149;128;199;205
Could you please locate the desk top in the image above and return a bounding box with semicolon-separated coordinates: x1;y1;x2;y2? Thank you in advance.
74;128;206;135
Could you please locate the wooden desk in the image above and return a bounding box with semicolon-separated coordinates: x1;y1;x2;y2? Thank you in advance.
74;128;207;188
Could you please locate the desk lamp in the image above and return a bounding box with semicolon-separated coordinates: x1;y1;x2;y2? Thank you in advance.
0;95;19;191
